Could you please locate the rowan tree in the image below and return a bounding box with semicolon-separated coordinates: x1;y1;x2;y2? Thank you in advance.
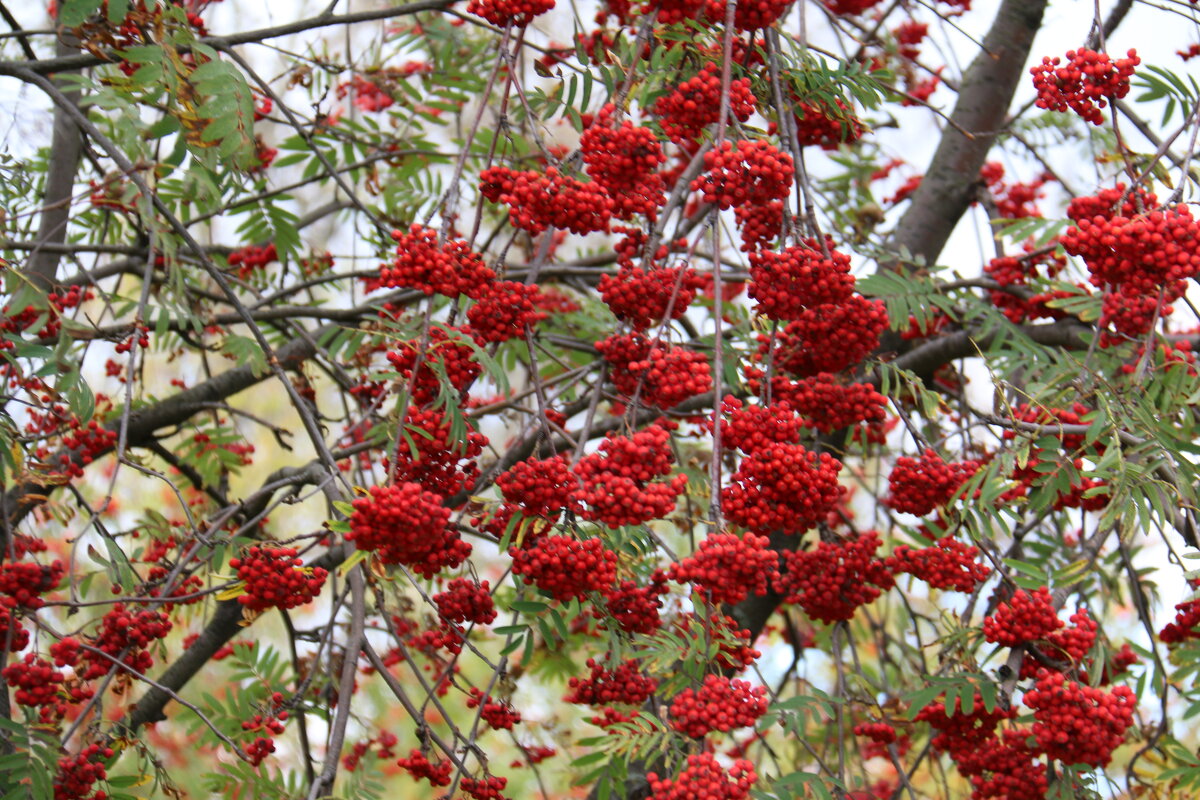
0;0;1199;798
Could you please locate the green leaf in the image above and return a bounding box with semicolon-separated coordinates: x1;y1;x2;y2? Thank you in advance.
59;0;103;26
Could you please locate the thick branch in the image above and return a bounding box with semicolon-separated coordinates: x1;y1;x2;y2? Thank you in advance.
25;39;83;291
886;0;1048;269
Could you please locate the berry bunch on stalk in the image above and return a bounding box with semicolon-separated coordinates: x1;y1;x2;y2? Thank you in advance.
6;0;1198;797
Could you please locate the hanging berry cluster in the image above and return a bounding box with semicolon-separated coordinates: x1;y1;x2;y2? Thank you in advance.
1030;48;1140;125
391;406;488;497
669;674;769;738
691;140;794;210
595;333;712;409
467;280;549;343
480;166;614;235
792;99;865;149
386;325;482;406
598;263;701;330
229;545;328;612
887;449;980;516
434;578;497;626
1061;184;1200;341
982;586;1062;646
466;0;555;26
368;224;495;298
760;295;889;378
565;658;659;706
348;482;472;577
646;753;757;800
1023;669;1135;767
581;104;667;220
886;537;991;592
509;535;618;601
749;239;855;319
572;424;689;527
599;572;669;634
722;443;845;535
716;397;802;453
668;532;780;605
775;531;894;623
654;63;756;143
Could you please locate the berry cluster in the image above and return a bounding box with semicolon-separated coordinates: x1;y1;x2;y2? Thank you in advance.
887;449;980;516
599;572;669;634
391;405;488;497
369;224;495;298
461;776;508;800
1023;669;1136;767
669;674;768;738
779;374;890;443
885;537;991;592
4;654;64;707
914;691;1016;758
647;753;757;800
1160;597;1200;644
775;531;893;623
479;166;613;235
1061;185;1200;340
853;721;898;745
386;326;482;406
241;705;288;765
675;612;761;670
735;201;783;252
565;658;659;706
793;100;865;149
722;443;844;535
598;264;701;330
979;162;1049;220
497;453;578;519
466;0;555;25
1017;607;1099;678
227;242;278;279
572;424;688;527
894;20;928;59
55;744;114;800
581;105;667;220
717;397;802;453
396;749;452;787
59;419;118;479
763;296;889;378
337;75;394;112
721;0;793;30
748;240;855;320
509;535;618;601
467;687;522;730
468;280;549;344
691;140;793;210
0;558;65;608
79;603;172;680
1031;48;1139;125
595;333;712;409
983;245;1068;324
953;728;1047;800
668;532;779;605
348;483;471;577
653;63;755;142
230;546;328;612
434;578;497;626
982;587;1062;646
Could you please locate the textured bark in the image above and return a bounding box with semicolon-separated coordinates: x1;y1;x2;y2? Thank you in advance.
886;0;1048;270
25;39;84;291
